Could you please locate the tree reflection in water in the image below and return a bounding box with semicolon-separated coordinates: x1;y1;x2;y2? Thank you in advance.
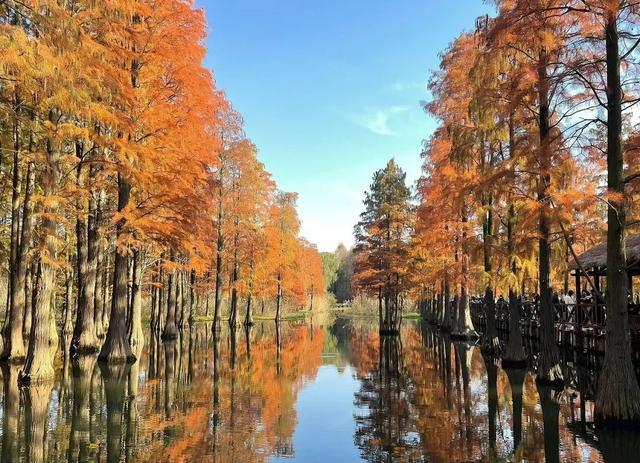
348;320;640;463
2;319;640;462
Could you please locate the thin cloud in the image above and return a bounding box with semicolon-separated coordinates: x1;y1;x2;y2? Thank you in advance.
389;80;426;93
348;106;409;136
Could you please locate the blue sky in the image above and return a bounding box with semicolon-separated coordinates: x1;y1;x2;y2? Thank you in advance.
198;0;494;252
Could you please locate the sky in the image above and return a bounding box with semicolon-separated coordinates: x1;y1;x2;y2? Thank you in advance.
197;0;495;252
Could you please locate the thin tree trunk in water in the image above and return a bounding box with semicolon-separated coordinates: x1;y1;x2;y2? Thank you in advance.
188;271;195;324
128;250;144;352
452;211;478;340
78;166;100;351
229;262;238;328
2;159;34;361
595;13;640;424
482;287;500;353
504;201;526;365
20;129;59;384
102;252;110;332
378;287;383;328
482;169;498;351
536;48;562;386
4;107;22;350
72;157;99;355
63;269;74;335
244;293;253;326
98;175;135;364
213;193;224;331
442;278;451;329
94;190;106;339
162;268;178;340
23;262;33;338
176;272;184;329
276;272;282;322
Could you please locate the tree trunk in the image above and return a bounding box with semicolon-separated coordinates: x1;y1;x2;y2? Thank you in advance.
94;190;106;339
2;159;34;361
244;293;253;326
229;260;238;328
276;272;282;322
536;49;563;386
482;287;500;353
98;175;135;364
63;269;74;335
595;14;640;423
23;262;34;338
162;268;178;340
178;272;185;328
503;201;526;365
188;270;195;325
72;159;100;355
452;211;478;340
213;199;224;331
128;250;144;352
3;108;22;352
19;129;59;384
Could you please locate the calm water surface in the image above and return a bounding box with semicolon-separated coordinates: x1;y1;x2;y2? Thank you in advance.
1;316;639;462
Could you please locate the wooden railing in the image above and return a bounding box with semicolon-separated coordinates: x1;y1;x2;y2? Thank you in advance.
470;299;609;334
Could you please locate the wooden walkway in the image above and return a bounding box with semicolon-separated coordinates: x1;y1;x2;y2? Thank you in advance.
469;299;640;351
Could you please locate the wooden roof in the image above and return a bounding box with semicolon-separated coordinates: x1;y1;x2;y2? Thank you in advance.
569;234;640;271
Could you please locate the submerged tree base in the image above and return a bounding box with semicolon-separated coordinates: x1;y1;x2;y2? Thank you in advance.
379;328;400;336
502;357;528;369
70;345;101;357
480;337;501;355
161;332;179;341
451;330;479;341
0;353;26;364
97;353;137;365
535;372;564;390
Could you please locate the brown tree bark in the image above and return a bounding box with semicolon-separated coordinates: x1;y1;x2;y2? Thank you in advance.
2;159;34;361
162;268;178;340
503;202;526;366
452;211;478;340
98;175;135;364
72;159;100;355
536;48;563;386
23;262;34;338
94;189;106;339
595;12;640;424
19;129;60;384
128;250;144;351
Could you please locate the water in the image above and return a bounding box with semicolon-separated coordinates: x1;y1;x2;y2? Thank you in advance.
1;316;639;462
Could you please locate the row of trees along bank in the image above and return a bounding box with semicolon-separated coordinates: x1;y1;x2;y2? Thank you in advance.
0;1;325;384
352;1;640;425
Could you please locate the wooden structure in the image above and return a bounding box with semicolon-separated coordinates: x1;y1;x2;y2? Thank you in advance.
470;234;640;351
